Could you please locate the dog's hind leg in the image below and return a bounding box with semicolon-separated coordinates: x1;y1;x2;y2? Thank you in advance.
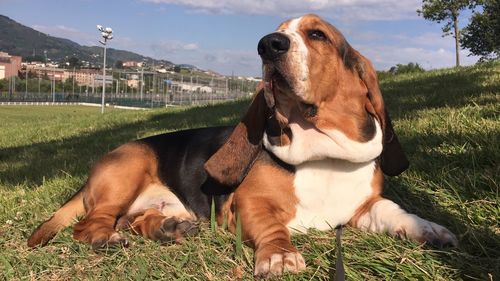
72;179;139;249
119;208;199;244
73;206;130;249
28;189;85;247
72;143;159;249
72;178;147;249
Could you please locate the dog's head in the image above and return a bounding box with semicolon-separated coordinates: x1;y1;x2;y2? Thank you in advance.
205;14;408;186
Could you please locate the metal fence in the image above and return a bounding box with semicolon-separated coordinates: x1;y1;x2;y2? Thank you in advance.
0;71;259;108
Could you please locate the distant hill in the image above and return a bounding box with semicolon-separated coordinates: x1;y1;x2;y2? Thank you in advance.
0;15;173;67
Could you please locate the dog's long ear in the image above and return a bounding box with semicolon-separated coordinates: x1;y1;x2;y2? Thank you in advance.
379;109;409;176
357;55;409;176
205;84;270;186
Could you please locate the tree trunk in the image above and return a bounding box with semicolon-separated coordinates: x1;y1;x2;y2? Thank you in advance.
453;15;460;67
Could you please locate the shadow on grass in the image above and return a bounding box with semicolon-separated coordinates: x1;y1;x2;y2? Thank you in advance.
381;127;499;278
0;100;248;187
384;178;499;279
339;64;498;278
378;66;499;278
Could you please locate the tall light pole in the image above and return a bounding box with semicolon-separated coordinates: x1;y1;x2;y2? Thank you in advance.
97;25;113;114
25;70;28;99
52;68;55;102
140;63;144;101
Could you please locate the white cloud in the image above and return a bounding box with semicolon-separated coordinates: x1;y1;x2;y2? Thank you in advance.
30;12;480;76
183;43;199;50
147;29;479;76
343;29;479;70
143;0;421;20
151;40;199;55
149;43;260;76
390;32;458;49
198;49;260;76
356;44;479;70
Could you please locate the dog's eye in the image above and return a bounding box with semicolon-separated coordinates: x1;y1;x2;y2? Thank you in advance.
308;29;327;41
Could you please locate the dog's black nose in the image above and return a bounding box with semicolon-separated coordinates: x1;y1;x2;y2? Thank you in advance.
257;33;290;61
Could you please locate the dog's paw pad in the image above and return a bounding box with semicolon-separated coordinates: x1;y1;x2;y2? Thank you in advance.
254;252;306;277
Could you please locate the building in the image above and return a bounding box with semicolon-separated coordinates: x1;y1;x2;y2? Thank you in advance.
25;62;47;71
171;82;213;93
126;74;140;88
31;67;65;81
27;67;101;87
123;61;143;68
93;74;113;86
0;52;22;79
64;69;99;87
127;79;140;88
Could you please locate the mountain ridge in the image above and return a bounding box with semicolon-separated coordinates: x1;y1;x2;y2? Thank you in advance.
0;14;174;67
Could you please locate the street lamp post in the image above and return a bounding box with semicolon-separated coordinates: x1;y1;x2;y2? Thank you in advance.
97;25;113;114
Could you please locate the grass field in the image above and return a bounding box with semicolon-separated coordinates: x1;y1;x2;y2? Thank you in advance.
0;62;499;280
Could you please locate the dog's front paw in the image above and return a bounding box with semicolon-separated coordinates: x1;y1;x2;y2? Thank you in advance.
254;251;306;278
395;215;458;247
418;220;458;247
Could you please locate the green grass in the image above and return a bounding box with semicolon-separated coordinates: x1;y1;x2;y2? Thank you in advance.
1;62;499;280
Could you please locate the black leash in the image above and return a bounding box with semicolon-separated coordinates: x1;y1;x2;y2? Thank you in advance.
334;226;345;281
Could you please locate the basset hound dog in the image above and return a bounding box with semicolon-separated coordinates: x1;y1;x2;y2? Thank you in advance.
28;14;457;278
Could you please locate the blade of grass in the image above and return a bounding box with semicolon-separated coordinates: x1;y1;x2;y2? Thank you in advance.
210;196;216;234
235;212;242;260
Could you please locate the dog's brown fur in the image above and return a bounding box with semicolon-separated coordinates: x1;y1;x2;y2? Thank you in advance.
28;142;198;249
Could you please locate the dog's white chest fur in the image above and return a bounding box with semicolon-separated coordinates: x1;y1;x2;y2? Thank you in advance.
287;159;375;233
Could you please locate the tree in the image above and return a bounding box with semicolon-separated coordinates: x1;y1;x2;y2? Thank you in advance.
389;62;426;74
461;0;500;60
24;55;46;63
417;0;475;67
67;57;81;68
115;60;124;69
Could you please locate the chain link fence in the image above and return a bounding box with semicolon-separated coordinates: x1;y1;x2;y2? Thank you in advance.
0;71;260;108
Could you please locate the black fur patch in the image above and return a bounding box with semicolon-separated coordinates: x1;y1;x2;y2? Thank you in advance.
338;40;359;71
259;150;295;174
303;103;318;118
360;114;377;142
138;126;235;218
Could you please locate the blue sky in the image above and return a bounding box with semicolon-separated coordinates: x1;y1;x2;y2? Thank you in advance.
1;0;479;76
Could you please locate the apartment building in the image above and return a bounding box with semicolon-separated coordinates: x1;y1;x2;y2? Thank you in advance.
0;52;22;79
